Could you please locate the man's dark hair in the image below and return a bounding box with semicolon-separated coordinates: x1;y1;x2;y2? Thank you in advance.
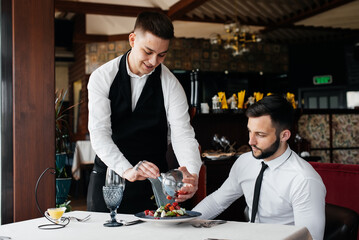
245;94;294;133
134;11;174;39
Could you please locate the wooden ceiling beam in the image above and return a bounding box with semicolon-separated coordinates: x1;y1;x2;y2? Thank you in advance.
271;0;356;27
55;0;164;17
73;33;129;43
176;14;269;27
167;0;210;20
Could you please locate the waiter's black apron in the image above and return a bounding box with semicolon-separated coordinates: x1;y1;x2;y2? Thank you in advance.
87;53;168;214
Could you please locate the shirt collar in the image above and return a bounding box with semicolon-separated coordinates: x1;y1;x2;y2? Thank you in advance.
125;51;155;79
263;146;292;170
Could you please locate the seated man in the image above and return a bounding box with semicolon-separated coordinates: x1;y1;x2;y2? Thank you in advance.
193;95;326;240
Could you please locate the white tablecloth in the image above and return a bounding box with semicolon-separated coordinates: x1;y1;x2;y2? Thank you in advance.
71;140;96;180
0;211;312;240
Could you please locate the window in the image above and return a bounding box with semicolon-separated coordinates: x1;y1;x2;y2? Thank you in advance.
298;87;347;109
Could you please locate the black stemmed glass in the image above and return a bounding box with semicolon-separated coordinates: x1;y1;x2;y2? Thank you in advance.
103;168;126;227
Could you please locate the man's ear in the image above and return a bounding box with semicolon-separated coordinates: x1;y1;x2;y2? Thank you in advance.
280;129;291;142
129;33;136;48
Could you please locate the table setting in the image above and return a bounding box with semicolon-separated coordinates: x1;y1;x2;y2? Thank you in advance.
0;167;312;240
201;134;251;161
0;210;312;240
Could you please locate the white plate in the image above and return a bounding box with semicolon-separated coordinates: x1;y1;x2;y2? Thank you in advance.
134;210;201;224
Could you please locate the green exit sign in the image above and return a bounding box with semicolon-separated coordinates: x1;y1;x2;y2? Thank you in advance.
313;75;332;85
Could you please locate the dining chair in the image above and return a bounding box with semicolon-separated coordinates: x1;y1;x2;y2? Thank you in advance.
242;203;359;240
324;203;359;240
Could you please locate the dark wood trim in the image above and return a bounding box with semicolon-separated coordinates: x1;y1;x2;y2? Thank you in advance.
300;109;359;114
12;0;55;222
74;33;129;43
167;0;209;20
55;0;163;17
1;0;14;224
329;114;333;163
265;0;356;29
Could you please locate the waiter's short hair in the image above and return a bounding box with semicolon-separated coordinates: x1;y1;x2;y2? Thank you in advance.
246;94;294;132
134;11;174;40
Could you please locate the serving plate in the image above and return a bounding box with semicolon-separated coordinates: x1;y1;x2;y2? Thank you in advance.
205;155;234;160
202;151;236;160
134;210;201;224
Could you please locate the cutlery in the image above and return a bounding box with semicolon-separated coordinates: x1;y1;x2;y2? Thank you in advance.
118;219;144;226
192;220;227;228
204;238;230;240
61;214;91;222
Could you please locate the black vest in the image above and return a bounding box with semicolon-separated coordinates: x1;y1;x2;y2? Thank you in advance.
90;53;169;213
109;53;168;170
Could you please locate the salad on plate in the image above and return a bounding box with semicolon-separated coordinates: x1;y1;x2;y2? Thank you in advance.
144;202;187;218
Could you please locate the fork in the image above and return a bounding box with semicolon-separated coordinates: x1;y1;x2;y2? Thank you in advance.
192;220;227;228
62;214;91;222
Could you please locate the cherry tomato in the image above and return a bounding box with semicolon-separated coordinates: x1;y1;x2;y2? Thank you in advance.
166;195;172;200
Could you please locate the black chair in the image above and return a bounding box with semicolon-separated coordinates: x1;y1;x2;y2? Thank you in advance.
242;203;359;240
324;203;359;240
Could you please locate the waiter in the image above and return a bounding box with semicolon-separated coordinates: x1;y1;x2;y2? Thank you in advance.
87;11;202;213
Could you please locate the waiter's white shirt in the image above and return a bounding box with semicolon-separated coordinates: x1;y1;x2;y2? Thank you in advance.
193;146;326;240
88;54;202;176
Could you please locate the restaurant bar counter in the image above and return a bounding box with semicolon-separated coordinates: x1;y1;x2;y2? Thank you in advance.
0;211;313;240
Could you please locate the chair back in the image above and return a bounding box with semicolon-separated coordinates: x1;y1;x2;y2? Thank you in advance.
242;203;359;240
324;203;359;240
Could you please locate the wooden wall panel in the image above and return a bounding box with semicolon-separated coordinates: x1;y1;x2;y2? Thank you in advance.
1;0;14;224
69;14;90;141
12;0;55;221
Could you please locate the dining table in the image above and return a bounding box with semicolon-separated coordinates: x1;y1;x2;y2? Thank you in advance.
71;140;96;180
0;210;313;240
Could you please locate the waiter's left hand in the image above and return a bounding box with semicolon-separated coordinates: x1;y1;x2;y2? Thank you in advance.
175;166;198;202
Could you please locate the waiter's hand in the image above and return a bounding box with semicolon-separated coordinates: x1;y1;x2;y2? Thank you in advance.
175;166;198;202
123;160;160;182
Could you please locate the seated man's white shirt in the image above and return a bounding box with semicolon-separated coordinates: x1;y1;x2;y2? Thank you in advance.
193;146;326;240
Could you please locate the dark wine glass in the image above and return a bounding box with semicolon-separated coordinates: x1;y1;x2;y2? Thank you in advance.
103;169;125;227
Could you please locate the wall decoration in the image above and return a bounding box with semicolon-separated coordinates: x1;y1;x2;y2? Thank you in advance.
85;38;288;74
298;113;359;164
332;114;359;148
333;150;359;164
298;114;330;149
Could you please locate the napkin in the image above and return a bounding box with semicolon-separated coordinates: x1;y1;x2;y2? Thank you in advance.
237;90;245;109
218;92;228;109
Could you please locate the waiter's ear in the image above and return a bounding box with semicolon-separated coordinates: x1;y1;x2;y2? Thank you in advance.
129;32;136;48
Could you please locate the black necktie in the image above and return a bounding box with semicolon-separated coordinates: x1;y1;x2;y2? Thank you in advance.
251;162;268;223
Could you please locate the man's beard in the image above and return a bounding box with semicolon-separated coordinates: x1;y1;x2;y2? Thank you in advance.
251;137;280;160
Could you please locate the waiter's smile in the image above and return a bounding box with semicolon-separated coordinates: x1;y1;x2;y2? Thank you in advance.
143;62;154;70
